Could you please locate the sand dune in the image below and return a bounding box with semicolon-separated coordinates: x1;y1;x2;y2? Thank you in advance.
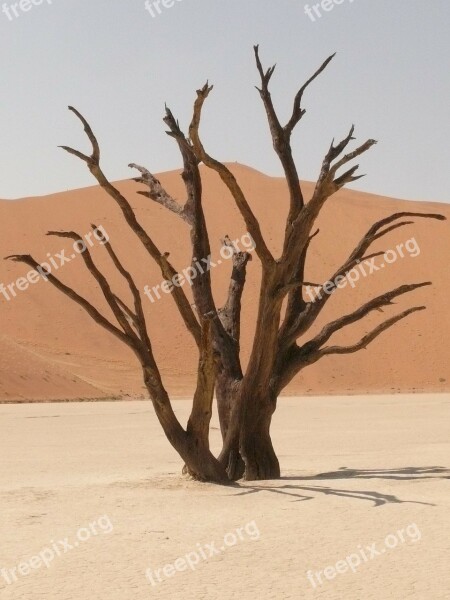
1;164;449;401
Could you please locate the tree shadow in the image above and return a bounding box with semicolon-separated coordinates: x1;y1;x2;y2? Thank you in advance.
283;466;450;482
231;466;449;507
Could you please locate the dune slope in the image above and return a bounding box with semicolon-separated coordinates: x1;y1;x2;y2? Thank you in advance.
0;164;448;401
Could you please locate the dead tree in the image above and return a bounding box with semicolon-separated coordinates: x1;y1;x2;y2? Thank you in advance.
8;47;445;482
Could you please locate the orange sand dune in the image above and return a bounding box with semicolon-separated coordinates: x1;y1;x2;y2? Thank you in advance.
0;164;449;401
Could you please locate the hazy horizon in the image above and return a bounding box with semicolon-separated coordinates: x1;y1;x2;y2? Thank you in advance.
1;0;449;203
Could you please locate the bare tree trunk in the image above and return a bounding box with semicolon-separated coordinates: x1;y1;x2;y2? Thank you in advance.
143;367;228;483
217;378;280;481
216;374;245;480
239;390;280;481
182;434;229;483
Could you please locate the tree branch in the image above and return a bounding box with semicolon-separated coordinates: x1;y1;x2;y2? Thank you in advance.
319;306;426;357
113;294;139;331
60;106;201;347
162;106;222;322
302;282;431;351
46;230;140;344
347;212;446;265
253;46;334;225
218;236;252;346
302;212;446;321
277;228;319;339
284;52;336;137
313;132;377;198
188;83;274;266
129;163;193;225
163;105;243;378
282;127;377;270
253;44;303;221
276;303;427;392
279;211;445;349
6;254;134;350
90;223;152;351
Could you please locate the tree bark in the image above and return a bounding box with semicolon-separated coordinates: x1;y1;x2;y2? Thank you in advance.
239;390;280;481
143;367;228;483
216;374;245;480
182;435;230;483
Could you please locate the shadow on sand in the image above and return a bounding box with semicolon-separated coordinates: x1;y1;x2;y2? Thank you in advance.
231;466;450;507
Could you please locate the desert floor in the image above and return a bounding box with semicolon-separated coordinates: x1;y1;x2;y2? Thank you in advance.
1;394;449;599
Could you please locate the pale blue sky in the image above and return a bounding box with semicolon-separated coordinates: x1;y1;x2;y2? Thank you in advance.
0;0;449;202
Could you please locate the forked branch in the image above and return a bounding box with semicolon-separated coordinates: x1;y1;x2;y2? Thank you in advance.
278;300;427;392
319;306;426;357
132;104;242;376
189;83;274;266
129;163;193;225
90;223;152;350
253;46;335;222
6;253;133;350
301;282;431;352
347;212;446;265
60;106;201;347
279;211;445;347
46;230;140;344
282;126;377;266
253;45;335;139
